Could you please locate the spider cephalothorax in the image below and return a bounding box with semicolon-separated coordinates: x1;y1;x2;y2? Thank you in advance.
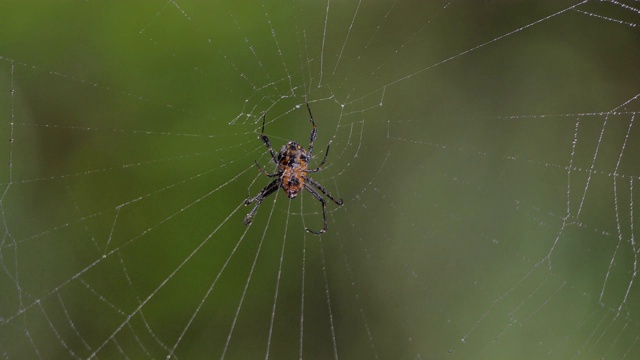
244;103;343;234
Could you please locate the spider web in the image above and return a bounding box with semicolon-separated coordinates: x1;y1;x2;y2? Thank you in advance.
1;0;640;359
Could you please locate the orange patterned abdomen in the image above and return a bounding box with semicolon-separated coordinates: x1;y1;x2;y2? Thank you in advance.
282;166;305;198
278;141;308;199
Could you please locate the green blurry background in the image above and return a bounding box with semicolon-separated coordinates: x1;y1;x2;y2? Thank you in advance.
1;1;640;359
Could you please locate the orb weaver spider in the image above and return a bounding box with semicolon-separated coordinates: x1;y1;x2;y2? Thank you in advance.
244;103;344;234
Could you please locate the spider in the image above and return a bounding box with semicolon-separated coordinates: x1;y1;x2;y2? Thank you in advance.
244;103;344;234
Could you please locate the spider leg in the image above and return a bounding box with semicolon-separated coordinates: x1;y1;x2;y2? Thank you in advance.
306;102;318;158
260;112;278;165
305;177;344;205
304;141;331;173
244;178;280;225
303;183;327;234
254;160;281;177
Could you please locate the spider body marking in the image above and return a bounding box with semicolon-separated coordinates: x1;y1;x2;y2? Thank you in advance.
244;103;344;234
278;141;307;199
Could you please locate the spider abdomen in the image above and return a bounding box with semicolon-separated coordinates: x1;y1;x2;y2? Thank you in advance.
278;141;308;198
282;168;305;198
